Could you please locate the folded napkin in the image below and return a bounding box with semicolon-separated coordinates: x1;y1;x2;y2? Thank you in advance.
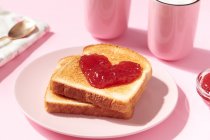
0;10;49;67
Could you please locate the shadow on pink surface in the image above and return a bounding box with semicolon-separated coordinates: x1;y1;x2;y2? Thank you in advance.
0;32;53;83
115;86;190;140
99;28;210;74
26;86;189;140
97;28;152;57
198;94;210;108
107;76;168;125
161;47;210;74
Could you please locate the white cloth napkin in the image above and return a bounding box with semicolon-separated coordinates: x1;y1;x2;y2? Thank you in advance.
0;10;49;67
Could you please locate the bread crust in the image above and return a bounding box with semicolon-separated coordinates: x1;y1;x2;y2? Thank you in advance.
51;81;132;112
45;102;133;119
45;86;133;119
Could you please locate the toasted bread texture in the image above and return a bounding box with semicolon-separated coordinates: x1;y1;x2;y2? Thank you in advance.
45;86;133;119
51;44;152;113
46;57;133;119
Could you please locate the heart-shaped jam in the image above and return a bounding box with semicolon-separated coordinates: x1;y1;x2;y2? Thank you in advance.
79;54;142;89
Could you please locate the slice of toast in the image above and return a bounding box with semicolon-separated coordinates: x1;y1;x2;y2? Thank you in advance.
51;44;152;113
45;56;133;119
45;85;133;119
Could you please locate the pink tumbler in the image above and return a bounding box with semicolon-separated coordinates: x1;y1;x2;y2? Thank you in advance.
148;0;200;60
85;0;131;39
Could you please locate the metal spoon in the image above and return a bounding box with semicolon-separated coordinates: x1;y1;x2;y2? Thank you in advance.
0;20;37;47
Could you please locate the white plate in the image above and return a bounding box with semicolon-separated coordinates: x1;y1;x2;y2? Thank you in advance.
15;47;178;139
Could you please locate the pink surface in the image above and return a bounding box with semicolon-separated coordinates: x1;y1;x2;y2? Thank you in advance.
0;0;210;139
148;0;200;60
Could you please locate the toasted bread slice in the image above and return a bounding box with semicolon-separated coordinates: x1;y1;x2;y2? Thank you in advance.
45;85;133;119
51;44;152;113
45;57;133;119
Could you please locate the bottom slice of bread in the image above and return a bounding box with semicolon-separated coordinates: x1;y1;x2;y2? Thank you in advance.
45;86;133;119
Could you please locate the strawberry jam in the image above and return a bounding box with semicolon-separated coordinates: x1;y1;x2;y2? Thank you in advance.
79;54;142;89
201;73;210;94
197;69;210;101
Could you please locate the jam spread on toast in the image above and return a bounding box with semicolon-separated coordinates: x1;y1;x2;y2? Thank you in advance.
79;54;142;89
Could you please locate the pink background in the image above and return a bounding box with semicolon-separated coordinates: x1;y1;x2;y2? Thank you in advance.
1;0;210;139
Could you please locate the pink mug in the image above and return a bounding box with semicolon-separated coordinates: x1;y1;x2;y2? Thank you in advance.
148;0;200;61
85;0;131;39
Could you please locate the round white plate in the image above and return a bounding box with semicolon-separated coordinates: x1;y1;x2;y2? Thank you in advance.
15;47;178;139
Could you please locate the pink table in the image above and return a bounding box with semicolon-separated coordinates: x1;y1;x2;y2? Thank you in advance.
1;0;210;139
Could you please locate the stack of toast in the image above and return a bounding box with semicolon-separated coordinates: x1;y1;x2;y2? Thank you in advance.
45;44;152;119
